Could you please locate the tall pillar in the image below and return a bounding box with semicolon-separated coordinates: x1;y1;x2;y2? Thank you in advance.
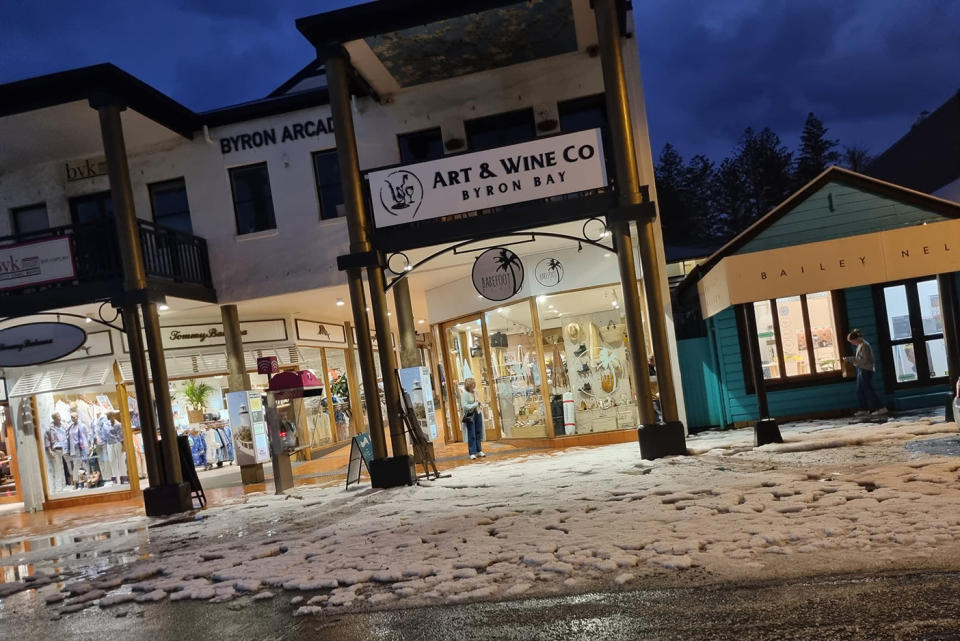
121;307;161;487
937;274;960;388
739;303;782;446
370;265;409;457
141;302;183;485
221;305;251;391
394;277;421;368
325;49;389;463
221;304;263;484
594;0;681;426
94;98;191;514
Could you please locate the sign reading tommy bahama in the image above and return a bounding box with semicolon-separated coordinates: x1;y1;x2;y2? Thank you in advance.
0;237;75;291
366;129;607;228
0;322;87;367
472;248;524;301
121;319;288;352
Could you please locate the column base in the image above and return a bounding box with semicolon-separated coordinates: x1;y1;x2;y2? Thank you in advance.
755;418;783;446
143;483;192;517
370;455;416;488
637;421;687;460
240;464;265;485
272;453;294;494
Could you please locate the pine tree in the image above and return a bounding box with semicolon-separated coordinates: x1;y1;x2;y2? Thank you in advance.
655;144;719;244
794;112;840;187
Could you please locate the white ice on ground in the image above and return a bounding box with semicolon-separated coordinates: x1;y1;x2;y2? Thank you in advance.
8;412;960;619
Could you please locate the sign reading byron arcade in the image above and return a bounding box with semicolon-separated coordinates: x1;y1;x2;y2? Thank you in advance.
366;128;608;229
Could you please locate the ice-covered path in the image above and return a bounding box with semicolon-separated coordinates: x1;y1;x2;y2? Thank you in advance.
5;413;960;619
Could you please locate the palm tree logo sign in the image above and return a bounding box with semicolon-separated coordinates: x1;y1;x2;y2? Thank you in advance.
535;257;564;287
472;248;525;301
379;170;424;219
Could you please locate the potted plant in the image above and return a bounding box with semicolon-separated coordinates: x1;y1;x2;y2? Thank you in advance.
183;379;213;424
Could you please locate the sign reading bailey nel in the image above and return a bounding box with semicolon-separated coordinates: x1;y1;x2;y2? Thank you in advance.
0;237;75;291
366;129;607;229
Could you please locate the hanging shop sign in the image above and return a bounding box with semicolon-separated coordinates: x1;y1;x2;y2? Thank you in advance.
0;237;76;291
472;248;524;301
295;319;347;347
0;322;87;367
534;257;564;287
698;218;960;318
366;128;607;229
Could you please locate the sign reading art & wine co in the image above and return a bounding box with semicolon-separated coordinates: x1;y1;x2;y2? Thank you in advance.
472;248;524;301
366;128;607;229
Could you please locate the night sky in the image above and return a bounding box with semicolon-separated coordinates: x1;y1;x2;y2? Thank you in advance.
2;0;957;163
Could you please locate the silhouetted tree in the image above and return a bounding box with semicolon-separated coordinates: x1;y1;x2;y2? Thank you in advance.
841;145;872;172
712;127;793;237
794;112;840;187
656;144;717;244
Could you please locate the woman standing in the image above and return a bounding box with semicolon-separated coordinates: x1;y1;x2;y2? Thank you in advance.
844;329;886;417
461;378;485;460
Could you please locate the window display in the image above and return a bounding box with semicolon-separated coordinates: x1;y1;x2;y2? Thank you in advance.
36;391;131;497
444;319;496;441
0;403;18;503
485;302;545;438
751;291;842;382
537;286;639;435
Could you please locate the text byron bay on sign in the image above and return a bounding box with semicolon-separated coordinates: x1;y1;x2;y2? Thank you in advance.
366;129;608;229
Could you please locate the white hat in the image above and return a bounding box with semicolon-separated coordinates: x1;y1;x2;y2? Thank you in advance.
565;323;581;341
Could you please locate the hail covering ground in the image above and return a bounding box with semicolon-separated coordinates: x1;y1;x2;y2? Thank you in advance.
4;412;960;619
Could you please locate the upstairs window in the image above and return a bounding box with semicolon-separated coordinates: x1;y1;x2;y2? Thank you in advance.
398;128;444;163
312;150;344;220
229;163;276;235
465;108;536;151
69;191;113;225
149;178;193;234
10;203;49;236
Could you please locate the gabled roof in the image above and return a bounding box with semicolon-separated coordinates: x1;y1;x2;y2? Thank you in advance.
867;89;960;194
680;166;960;292
0;63;197;138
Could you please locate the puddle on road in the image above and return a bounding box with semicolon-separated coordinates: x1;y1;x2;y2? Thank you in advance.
907;436;960;457
0;526;151;583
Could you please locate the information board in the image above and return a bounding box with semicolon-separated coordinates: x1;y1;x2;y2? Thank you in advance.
345;432;374;489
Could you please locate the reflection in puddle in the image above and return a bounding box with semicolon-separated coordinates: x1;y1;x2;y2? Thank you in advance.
0;527;150;583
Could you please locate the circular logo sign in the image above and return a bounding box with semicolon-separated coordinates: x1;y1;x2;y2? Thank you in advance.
0;322;87;367
379;169;424;219
534;257;564;287
472;248;525;301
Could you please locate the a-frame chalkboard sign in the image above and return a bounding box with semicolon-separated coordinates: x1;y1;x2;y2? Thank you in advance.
345;432;374;489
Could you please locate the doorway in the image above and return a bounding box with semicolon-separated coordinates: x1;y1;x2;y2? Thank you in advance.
879;278;948;387
442;316;499;442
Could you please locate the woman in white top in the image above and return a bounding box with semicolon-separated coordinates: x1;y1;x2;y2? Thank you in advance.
461;378;485;459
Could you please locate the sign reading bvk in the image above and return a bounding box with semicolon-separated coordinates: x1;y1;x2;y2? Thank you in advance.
366;129;607;228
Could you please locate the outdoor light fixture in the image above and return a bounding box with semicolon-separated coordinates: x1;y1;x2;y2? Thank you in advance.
537;295;547;303
418;319;425;324
159;304;169;311
85;317;92;323
387;312;392;316
336;298;345;306
604;253;611;258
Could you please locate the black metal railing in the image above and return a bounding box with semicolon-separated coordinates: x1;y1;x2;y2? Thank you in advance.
0;219;213;296
137;220;212;286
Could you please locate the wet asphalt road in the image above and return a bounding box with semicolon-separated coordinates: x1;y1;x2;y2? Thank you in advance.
5;571;960;640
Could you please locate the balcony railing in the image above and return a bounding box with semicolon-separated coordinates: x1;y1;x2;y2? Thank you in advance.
0;219;213;297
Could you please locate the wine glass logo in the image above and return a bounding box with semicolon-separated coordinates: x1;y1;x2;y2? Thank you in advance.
379;170;423;219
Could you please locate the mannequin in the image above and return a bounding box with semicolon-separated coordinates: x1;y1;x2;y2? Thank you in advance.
108;413;126;483
64;411;90;489
44;412;67;492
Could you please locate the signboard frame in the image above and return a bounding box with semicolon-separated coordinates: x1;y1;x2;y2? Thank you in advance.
0;236;76;291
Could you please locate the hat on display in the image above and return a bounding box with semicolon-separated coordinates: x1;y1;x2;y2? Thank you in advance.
565;323;581;341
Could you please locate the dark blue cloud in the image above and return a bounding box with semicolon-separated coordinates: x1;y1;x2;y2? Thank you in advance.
0;0;956;163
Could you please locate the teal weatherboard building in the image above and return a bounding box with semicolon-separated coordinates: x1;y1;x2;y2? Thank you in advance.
676;167;960;430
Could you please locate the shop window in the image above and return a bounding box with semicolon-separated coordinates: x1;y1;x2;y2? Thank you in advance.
536;286;641;435
398;128;444;164
69;191;114;225
878;278;947;386
10;203;49;236
465;108;536;151
148;178;193;234
745;291;844;387
312;150;344;220
485;302;546;438
229;163;277;234
558;94;613;192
